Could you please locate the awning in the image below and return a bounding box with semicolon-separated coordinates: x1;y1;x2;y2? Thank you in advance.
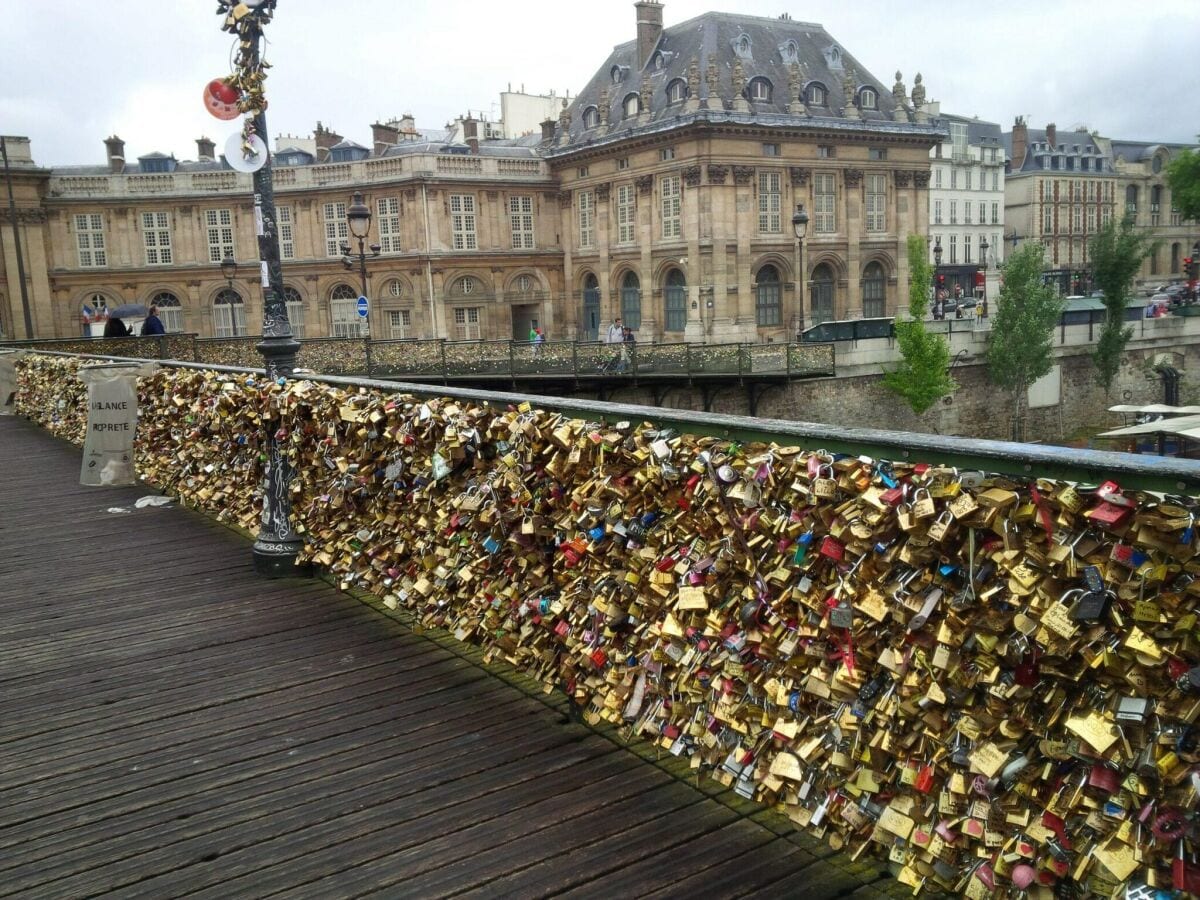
1106;404;1200;416
1098;414;1200;438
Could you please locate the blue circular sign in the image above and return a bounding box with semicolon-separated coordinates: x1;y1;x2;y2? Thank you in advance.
356;296;369;318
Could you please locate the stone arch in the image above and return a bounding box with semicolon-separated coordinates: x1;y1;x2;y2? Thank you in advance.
751;252;794;283
503;268;549;295
575;267;601;292
377;273;414;301
443;270;494;297
805;250;847;283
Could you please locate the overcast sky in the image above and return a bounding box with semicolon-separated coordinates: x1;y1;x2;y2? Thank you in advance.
3;0;1197;167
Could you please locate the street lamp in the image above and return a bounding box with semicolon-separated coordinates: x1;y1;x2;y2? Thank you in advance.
791;203;809;339
979;237;990;316
340;190;380;337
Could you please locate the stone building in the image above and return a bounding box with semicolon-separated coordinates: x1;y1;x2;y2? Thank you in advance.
0;3;941;342
924;106;1005;301
1003;119;1198;294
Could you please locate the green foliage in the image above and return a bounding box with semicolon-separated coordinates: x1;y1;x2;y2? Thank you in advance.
882;235;956;416
987;243;1063;393
1089;217;1154;392
1166;148;1200;223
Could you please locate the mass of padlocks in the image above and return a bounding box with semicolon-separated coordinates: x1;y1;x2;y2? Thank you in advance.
14;353;1200;898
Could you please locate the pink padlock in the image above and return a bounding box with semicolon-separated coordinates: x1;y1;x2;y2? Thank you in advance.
1011;864;1036;889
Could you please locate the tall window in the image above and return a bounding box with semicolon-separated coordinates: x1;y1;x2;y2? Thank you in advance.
277;205;294;259
204;208;234;262
509;195;534;249
616;184;636;244
964;202;972;225
1086;208;1096;231
754;265;782;327
1043;207;1053;234
934;200;942;225
323;201;348;256
388;309;411;339
949;234;958;264
378;197;401;253
621;271;641;330
282;285;305;337
950;168;957;190
964;234;972;264
865;174;886;233
758;171;782;234
1073;206;1082;233
663;269;687;332
660;174;681;239
991;202;999;225
861;262;885;318
578;191;594;248
329;284;360;337
213;288;245;337
814;174;836;234
949;201;957;225
450;194;477;250
151;291;183;333
453;306;481;340
991;171;998;191
934;168;942;189
75;214;106;268
142;212;173;265
810;264;834;325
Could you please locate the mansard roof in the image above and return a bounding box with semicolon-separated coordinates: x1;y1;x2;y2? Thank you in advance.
551;11;941;155
1001;126;1112;175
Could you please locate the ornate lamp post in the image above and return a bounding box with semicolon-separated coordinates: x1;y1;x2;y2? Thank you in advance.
213;0;301;577
340;191;380;338
979;237;990;317
791;203;809;339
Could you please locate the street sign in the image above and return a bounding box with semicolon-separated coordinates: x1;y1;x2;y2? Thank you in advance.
356;296;368;318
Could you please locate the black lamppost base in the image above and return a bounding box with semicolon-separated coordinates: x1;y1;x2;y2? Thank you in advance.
252;537;305;577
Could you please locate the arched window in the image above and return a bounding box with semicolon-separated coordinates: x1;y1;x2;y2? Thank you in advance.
385;279;406;298
1125;184;1139;215
652;51;666;71
807;83;827;106
329;283;360;337
282;286;305;338
862;262;885;318
755;265;782;327
859;88;877;110
150;290;183;333
453;276;480;295
213;288;245;337
810;264;834;325
582;106;600;129
663;269;687;332
748;78;773;102
581;273;601;341
610;65;623;84
666;79;688;104
621;271;642;330
623;93;641;119
736;35;751;57
781;40;799;64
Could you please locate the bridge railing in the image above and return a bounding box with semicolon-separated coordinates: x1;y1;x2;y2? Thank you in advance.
11;349;1200;894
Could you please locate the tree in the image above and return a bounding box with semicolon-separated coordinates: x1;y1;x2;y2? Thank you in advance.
882;234;956;416
1089;216;1155;395
1166;147;1200;222
986;243;1062;441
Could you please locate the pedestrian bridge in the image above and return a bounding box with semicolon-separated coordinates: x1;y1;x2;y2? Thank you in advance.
4;350;1200;898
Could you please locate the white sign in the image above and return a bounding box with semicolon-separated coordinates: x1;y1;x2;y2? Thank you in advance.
78;363;156;486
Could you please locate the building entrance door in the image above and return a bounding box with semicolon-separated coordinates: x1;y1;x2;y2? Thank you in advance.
511;304;539;341
582;275;600;341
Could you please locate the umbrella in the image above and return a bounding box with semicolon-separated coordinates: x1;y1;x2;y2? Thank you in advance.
108;303;148;319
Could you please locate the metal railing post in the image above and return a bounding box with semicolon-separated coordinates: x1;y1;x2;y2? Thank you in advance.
364;338;373;378
509;340;516;377
572;341;578;378
439;339;448;380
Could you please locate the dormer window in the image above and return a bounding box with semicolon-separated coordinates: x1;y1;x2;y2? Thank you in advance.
610;65;624;84
807;82;827;106
824;45;843;69
858;88;877;110
583;106;600;129
652;51;665;71
780;39;799;64
748;78;773;103
733;33;752;59
666;79;688;104
623;92;641;118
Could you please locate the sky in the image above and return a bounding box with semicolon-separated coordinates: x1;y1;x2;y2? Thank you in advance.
2;0;1198;167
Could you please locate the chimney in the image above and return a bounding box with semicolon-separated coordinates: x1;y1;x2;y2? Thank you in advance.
104;134;125;174
398;113;417;139
1011;116;1027;169
540;119;556;143
635;1;664;70
313;121;343;162
196;136;216;161
463;117;480;155
371;120;399;157
1046;122;1057;151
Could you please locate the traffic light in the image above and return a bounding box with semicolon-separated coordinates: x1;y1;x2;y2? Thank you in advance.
1186;257;1198;279
937;274;945;286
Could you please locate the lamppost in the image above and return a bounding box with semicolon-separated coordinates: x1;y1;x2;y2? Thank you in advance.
340;190;380;338
933;236;944;316
979;237;990;317
791;203;809;339
213;0;301;577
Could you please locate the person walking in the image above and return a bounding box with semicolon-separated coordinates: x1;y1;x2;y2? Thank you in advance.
606;317;623;345
141;305;166;336
103;316;132;338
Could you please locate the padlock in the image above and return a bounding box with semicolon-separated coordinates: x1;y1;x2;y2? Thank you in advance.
829;600;854;629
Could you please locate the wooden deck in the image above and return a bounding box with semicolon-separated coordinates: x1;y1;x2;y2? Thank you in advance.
0;415;899;899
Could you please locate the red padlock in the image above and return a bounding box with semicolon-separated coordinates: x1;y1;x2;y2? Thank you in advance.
913;764;934;793
590;649;607;668
818;535;844;561
1086;762;1120;794
662;723;681;740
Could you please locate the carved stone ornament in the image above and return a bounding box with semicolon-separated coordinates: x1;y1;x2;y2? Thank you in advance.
844;168;864;187
635;174;654;194
595;182;611;201
705;61;720;108
913;170;931;188
598;88;610;126
732;60;746;97
682;165;702;187
558;190;573;207
732;165;755;185
706;164;728;184
789;166;811;186
687;57;700;97
0;207;47;224
893;170;913;188
640;75;653;114
486;190;499;200
892;71;907;108
910;72;926;108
